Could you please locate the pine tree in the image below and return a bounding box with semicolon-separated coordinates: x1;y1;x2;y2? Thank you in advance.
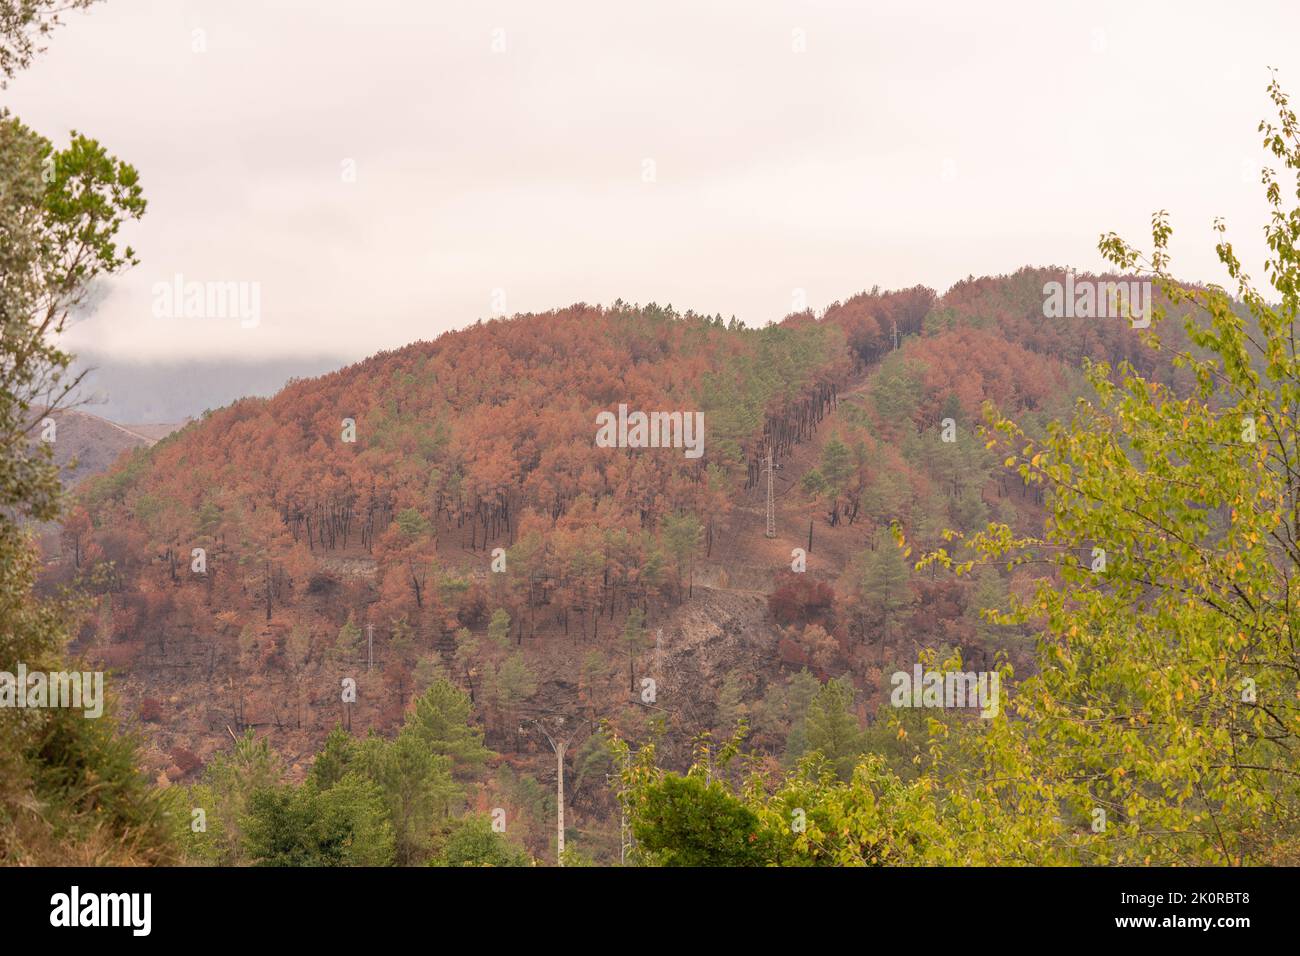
621;607;650;694
407;679;493;779
859;541;912;664
804;678;866;781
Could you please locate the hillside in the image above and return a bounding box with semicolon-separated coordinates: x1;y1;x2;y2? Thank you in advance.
51;267;1179;861
24;409;177;561
38;407;169;487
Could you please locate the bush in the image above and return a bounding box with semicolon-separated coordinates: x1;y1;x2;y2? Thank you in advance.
138;697;163;723
627;773;772;867
435;814;532;867
767;572;836;629
171;746;201;776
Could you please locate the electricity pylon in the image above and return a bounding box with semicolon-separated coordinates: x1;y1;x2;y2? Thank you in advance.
763;451;778;538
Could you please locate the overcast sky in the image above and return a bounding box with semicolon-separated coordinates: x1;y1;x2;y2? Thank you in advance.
6;0;1299;361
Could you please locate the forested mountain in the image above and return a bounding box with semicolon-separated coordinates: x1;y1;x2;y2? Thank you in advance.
46;267;1187;864
6;0;1300;888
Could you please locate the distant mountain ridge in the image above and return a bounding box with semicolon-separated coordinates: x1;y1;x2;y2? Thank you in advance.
39;408;167;488
67;352;352;423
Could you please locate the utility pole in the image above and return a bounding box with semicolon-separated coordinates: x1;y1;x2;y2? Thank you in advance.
892;318;899;351
619;750;632;865
523;715;589;866
762;451;777;538
366;622;374;672
556;739;566;860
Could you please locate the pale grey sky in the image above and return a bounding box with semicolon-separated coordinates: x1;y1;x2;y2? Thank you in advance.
6;0;1298;360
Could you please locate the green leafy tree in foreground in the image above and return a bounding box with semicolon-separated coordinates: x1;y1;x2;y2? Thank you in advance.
210;677;497;866
0;6;169;863
0;0;98;85
908;72;1300;865
184;730;284;865
614;738;772;867
612;703;1009;867
435;813;532;867
243;774;395;867
803;678;867;782
353;730;460;865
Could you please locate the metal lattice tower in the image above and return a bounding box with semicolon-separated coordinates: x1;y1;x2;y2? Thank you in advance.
764;451;776;538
